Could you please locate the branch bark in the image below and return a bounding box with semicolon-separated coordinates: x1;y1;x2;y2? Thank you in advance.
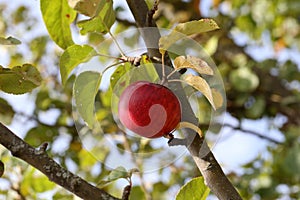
0;122;120;200
126;0;242;199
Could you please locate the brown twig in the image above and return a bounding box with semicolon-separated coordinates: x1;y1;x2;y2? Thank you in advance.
223;123;283;145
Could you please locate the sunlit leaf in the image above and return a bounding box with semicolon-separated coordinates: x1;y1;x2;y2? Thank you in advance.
74;71;101;128
77;0;115;35
176;177;210;200
99;166;130;186
129;186;146;200
21;167;56;196
212;88;224;109
0;64;42;94
0;36;21;45
60;44;97;85
79;149;97;170
174;55;214;75
183;74;216;110
0;97;14;125
229;67;259;92
159;19;219;53
204;36;219;55
68;0;103;17
107;166;129;181
41;0;76;49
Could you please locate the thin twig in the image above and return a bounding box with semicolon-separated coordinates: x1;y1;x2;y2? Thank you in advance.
223;123;283;144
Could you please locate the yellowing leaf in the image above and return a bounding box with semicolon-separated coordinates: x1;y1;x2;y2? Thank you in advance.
183;74;216;110
174;19;219;35
159;19;219;53
68;0;103;17
212;88;224;109
174;55;214;75
41;0;76;49
0;64;42;94
177;122;203;137
60;44;97;85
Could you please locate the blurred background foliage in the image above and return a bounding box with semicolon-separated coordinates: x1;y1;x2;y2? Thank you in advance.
0;0;299;199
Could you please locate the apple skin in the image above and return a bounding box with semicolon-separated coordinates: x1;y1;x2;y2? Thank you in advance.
118;81;181;138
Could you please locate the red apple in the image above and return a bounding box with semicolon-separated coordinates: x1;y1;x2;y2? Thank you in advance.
118;81;181;138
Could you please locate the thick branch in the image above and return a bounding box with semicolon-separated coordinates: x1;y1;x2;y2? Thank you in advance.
126;0;242;199
0;122;120;200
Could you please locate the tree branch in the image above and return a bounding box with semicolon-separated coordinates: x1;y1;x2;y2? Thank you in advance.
126;0;242;199
0;122;120;200
223;123;283;145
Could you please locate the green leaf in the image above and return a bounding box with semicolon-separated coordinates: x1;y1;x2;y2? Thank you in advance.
25;125;59;146
176;177;210;200
78;149;97;170
60;44;97;85
229;67;259;92
0;98;15;125
77;0;115;34
21;168;56;195
174;55;214;75
99;166;130;186
68;0;103;17
0;64;42;94
0;97;14;125
152;182;169;199
74;71;101;128
0;36;21;45
183;74;216;110
107;166;129;181
129;186;146;200
174;19;219;35
41;0;76;49
245;96;266;119
110;63;132;89
159;19;219;53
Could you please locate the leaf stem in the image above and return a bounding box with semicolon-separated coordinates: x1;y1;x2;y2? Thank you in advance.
101;62;126;75
166;69;179;80
108;31;126;57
